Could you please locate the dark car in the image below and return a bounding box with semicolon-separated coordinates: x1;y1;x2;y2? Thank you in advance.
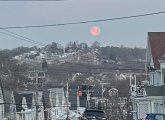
81;109;107;120
143;113;165;120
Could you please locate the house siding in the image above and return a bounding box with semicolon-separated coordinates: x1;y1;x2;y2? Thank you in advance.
16;109;36;120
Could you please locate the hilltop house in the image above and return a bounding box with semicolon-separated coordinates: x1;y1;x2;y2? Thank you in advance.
131;32;165;119
74;51;99;65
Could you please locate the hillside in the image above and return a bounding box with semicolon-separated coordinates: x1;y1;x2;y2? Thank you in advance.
0;42;146;89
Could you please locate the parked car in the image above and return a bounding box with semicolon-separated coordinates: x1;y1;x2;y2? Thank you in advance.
143;113;165;120
80;109;107;120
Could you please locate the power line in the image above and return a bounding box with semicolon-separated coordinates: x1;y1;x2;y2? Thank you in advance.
2;29;46;46
1;0;67;2
0;11;165;29
0;31;44;46
0;31;45;46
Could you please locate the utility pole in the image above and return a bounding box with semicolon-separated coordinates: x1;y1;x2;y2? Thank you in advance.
134;74;137;92
86;87;90;109
101;83;104;99
28;69;47;120
101;82;110;110
0;78;4;119
101;83;110;98
130;74;132;92
35;70;39;120
77;86;80;113
66;82;69;120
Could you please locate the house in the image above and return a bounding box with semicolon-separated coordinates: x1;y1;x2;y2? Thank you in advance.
131;32;165;119
3;89;16;120
69;84;79;110
14;91;36;120
43;89;51;120
0;75;17;120
49;87;66;120
28;70;47;85
37;91;44;120
74;51;99;65
49;84;82;120
43;86;66;120
14;91;44;120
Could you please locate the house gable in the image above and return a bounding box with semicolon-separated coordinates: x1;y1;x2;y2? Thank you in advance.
3;90;16;118
148;32;165;69
14;92;34;112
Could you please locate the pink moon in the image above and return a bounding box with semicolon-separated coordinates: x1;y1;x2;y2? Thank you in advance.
90;26;101;36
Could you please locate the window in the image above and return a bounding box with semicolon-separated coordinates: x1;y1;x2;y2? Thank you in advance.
154;103;159;113
162;69;165;84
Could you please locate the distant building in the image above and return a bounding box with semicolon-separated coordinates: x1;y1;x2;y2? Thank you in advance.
75;52;99;65
28;70;47;85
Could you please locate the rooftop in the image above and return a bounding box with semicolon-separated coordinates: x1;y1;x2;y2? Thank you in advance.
148;32;165;69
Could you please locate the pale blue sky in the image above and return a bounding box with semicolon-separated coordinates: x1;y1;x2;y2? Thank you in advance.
0;0;165;49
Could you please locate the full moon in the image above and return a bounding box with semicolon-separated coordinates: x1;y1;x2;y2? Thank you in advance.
90;26;101;36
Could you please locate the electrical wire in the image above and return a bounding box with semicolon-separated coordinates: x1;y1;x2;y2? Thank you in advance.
1;0;67;2
0;31;45;46
2;29;46;46
0;11;165;29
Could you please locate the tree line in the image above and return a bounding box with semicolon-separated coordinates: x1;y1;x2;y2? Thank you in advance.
0;41;146;61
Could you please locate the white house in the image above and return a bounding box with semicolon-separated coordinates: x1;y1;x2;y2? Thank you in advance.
15;91;44;120
131;32;165;119
48;87;66;120
15;91;36;120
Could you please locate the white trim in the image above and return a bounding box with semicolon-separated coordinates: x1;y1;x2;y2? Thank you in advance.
146;96;164;100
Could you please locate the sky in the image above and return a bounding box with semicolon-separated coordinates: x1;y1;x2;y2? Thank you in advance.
0;0;165;49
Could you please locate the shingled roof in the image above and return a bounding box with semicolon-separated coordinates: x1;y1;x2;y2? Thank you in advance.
148;32;165;69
